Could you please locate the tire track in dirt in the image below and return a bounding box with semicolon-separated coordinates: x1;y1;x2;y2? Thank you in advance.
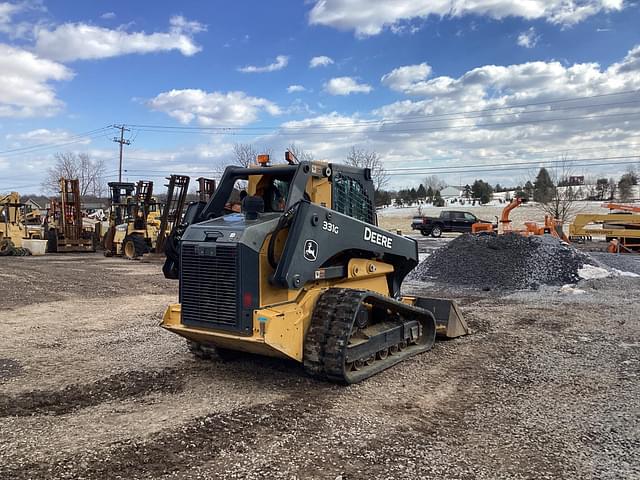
0;368;185;417
0;389;333;480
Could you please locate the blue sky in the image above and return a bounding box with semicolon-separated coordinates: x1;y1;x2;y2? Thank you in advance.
1;0;639;193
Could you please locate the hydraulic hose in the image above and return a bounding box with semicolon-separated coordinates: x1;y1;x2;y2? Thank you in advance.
267;201;301;270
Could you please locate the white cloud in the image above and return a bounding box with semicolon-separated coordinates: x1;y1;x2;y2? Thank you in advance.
5;128;88;145
33;15;205;62
260;43;640;188
0;1;20;24
238;55;289;73
308;0;625;37
147;89;281;126
517;27;540;48
381;62;432;94
615;44;640;73
100;12;116;20
309;55;334;68
324;76;372;95
379;47;640;102
0;1;36;38
287;85;306;93
0;43;73;117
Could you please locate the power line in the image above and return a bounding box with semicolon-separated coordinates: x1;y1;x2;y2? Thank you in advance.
386;160;640;176
116;157;638;178
0;127;113;156
127;89;640;131
113;124;131;182
128;110;640;137
384;155;640;173
381;140;640;164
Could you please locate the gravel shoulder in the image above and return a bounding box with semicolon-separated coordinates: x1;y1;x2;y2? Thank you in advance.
0;253;638;479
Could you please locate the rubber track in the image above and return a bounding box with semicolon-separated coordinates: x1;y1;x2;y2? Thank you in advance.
302;288;343;377
303;288;371;382
303;288;437;384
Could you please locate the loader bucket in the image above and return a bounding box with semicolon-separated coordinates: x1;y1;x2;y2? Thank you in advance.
414;297;469;338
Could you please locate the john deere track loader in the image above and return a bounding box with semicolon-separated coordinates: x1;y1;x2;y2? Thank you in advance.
162;154;468;383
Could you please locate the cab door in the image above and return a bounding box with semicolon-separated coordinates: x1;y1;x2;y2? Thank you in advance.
450;211;467;231
462;212;477;232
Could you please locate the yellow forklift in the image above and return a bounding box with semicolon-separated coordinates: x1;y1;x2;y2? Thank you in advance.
104;175;199;258
0;192;42;255
103;181;162;258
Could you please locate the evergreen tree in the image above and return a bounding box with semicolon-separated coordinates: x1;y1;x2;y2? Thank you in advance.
618;173;636;201
533;168;555;203
426;186;434;202
433;190;444;207
374;189;392;207
524;181;534;200
595;178;609;201
471;179;493;204
416;184;427;199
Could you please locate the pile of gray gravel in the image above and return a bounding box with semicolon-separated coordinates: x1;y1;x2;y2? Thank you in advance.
409;233;593;290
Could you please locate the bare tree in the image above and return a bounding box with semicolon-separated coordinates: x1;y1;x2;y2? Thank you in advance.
42;152;106;197
286;143;314;162
232;143;258;167
232;143;273;167
424;175;446;192
537;157;584;223
345;146;390;191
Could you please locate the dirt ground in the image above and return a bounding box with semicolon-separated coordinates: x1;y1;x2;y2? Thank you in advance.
1;251;639;479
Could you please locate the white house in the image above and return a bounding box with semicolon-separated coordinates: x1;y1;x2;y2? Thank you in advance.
439;186;463;199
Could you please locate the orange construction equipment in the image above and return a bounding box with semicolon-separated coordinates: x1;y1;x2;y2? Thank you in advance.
524;215;569;242
602;202;640;213
472;197;569;241
498;197;522;234
471;197;522;234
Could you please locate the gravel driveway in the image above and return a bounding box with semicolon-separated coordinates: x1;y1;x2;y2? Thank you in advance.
0;254;638;479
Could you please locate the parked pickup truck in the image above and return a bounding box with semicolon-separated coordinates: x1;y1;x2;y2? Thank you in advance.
411;210;495;237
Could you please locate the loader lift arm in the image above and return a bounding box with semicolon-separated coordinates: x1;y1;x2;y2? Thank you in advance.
271;200;418;297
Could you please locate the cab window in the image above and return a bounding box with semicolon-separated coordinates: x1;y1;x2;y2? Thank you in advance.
268;179;290;212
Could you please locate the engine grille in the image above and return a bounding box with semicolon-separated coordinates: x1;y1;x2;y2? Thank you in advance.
181;243;239;329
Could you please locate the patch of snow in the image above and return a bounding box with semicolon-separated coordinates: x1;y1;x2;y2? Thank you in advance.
560;284;586;295
612;268;640;278
578;264;611;279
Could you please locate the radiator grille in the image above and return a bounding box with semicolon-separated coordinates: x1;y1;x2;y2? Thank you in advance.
181;243;239;328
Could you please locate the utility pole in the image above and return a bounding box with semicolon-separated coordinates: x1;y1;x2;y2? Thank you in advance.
113;124;131;182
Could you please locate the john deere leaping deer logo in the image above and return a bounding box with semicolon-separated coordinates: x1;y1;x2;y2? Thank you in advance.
304;239;318;262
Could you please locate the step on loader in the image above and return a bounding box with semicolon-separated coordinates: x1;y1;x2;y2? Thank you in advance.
162;154;468;384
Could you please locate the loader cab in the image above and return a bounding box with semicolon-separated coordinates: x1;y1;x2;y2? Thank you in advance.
162;158;378;281
199;160;376;225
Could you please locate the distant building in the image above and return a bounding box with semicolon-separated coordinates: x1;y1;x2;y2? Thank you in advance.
568;176;585;186
440;186;463;199
24;199;42;211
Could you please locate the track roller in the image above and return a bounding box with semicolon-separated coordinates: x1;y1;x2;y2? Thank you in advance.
303;288;437;384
